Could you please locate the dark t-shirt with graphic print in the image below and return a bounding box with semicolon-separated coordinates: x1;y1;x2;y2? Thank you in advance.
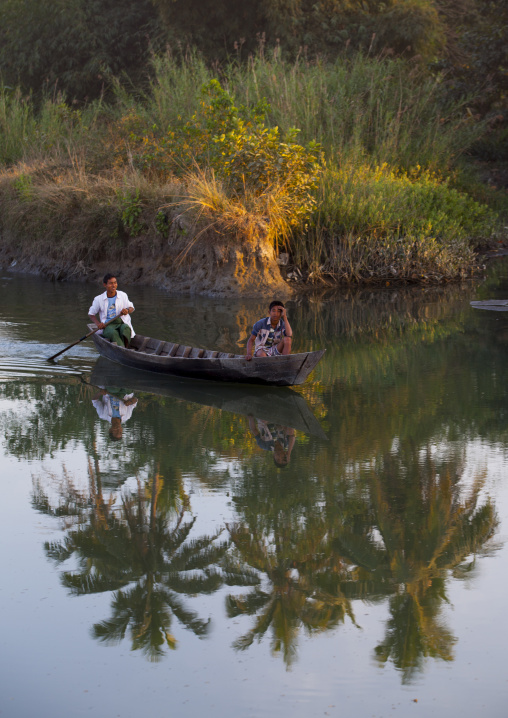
251;317;287;352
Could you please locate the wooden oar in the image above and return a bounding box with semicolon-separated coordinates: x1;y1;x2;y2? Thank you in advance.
47;313;125;361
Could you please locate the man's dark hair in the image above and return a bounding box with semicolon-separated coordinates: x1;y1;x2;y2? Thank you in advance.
269;300;285;311
103;272;117;284
273;458;289;468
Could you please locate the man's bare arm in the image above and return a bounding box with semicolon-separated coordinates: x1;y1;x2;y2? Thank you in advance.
246;335;255;361
281;307;293;338
89;314;104;330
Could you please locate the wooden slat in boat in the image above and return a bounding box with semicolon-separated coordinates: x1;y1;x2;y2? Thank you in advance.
88;325;325;386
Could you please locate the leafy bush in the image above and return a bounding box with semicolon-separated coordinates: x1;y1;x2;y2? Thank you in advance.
13;173;33;201
291;161;500;279
318;162;497;241
124;79;323;230
118;188;144;236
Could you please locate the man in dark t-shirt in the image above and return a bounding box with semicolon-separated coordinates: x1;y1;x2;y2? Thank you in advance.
245;300;293;360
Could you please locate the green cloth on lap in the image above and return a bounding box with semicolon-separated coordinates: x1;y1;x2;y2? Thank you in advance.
103;321;132;348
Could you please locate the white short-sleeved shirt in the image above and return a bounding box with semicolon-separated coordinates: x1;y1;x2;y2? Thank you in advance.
92;391;137;424
88;290;135;337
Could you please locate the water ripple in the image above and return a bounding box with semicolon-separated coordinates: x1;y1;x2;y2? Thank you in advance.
0;357;85;378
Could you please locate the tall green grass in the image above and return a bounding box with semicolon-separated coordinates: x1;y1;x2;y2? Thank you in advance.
142;51;485;173
0;86;105;165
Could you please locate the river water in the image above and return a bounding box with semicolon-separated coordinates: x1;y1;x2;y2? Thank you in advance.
1;268;508;718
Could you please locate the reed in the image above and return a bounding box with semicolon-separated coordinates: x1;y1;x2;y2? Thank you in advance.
132;51;485;173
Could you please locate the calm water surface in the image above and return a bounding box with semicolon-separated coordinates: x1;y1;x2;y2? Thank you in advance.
1;269;508;718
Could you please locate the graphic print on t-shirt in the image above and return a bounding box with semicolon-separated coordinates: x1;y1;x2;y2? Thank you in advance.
106;296;117;321
265;327;275;347
109;395;121;419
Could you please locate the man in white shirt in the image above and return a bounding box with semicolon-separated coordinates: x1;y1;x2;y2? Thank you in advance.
88;273;135;348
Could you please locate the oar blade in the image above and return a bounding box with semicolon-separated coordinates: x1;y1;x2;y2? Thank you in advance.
47;334;89;362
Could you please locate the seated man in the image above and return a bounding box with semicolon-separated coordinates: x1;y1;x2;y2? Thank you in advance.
246;300;293;361
88;273;135;348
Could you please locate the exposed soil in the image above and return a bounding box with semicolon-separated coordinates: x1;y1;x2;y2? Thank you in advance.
0;230;293;298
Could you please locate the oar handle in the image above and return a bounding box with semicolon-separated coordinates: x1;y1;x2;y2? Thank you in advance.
47;311;131;362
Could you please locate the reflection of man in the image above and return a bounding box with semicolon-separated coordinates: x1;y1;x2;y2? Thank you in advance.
92;387;138;441
248;416;296;467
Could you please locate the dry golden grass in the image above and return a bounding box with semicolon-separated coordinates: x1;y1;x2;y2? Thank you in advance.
0;159;278;274
173;167;303;254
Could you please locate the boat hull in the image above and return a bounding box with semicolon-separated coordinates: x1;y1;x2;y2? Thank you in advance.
89;327;325;387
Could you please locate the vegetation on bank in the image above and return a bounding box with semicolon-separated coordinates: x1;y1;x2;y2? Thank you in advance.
0;51;506;286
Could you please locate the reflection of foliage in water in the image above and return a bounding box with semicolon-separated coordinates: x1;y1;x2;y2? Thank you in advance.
226;517;355;667
335;443;498;682
225;461;361;666
227;439;498;676
293;285;471;392
0;378;281;488
32;460;258;661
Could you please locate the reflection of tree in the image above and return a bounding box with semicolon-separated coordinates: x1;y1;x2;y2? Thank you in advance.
225;463;361;667
226;520;355;667
33;461;257;661
327;444;498;682
225;438;499;678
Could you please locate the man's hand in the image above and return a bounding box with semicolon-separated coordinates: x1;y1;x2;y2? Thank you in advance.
121;308;131;316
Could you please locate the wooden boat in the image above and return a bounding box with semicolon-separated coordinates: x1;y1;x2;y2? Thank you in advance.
89;357;328;438
88;325;325;387
471;300;508;312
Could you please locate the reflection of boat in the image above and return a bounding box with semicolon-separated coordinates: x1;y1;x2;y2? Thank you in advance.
88;325;325;387
470;300;508;312
89;357;327;439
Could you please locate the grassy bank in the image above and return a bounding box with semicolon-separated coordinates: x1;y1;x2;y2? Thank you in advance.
0;51;506;287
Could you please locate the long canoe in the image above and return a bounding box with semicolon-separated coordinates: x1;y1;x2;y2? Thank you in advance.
89;357;327;438
471;300;508;312
88;325;325;386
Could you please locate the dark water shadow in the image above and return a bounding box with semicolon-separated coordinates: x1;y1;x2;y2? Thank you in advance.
88;357;327;439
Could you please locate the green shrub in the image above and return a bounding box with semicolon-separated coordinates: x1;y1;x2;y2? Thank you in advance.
291;161;500;279
318;162;497;241
118;188;144;236
126;79;323;228
13;173;33;201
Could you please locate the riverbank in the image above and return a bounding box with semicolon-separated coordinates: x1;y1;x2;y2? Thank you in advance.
0;164;500;296
1;53;506;295
0;159;500;295
0;162;293;296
